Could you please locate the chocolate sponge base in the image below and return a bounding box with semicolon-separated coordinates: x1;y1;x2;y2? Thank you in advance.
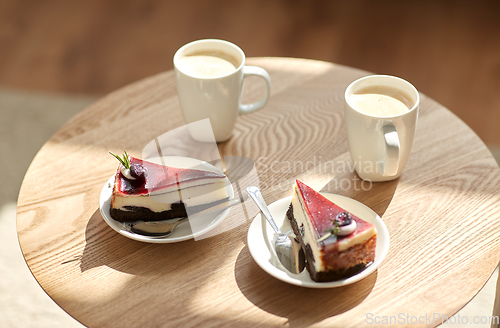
110;198;229;223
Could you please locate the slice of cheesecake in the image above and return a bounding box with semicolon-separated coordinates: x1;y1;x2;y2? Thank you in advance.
286;180;376;282
110;153;229;224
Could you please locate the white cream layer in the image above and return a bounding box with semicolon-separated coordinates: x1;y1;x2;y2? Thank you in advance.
114;181;229;213
291;188;325;272
335;225;376;252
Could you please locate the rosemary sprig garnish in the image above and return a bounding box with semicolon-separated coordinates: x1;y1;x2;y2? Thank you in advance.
109;151;131;169
317;219;340;243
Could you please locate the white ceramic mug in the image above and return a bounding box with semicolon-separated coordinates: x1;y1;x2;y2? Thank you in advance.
174;39;271;142
344;75;419;181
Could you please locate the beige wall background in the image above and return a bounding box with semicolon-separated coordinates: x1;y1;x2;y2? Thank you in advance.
0;0;500;145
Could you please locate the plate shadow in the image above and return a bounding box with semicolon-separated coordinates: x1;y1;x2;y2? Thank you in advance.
76;208;232;276
234;245;377;327
320;171;399;217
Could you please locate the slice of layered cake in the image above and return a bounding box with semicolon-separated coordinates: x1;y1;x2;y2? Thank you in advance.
109;152;229;224
286;180;376;282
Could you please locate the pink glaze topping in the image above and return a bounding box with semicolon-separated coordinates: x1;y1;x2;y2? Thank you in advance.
295;180;374;243
116;157;225;195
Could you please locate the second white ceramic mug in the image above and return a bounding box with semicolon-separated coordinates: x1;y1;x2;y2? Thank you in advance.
344;75;419;181
174;39;271;142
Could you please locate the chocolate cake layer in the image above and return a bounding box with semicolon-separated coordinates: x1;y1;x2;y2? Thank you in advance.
110;198;229;223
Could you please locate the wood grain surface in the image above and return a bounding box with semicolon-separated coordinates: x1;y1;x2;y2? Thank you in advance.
16;58;500;328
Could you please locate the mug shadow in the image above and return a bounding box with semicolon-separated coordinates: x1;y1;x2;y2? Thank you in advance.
234;246;377;327
78;208;233;276
320;170;399;217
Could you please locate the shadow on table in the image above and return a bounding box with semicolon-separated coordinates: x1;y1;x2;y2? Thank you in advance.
234;246;377;327
320;172;399;218
79;209;142;274
78;209;231;275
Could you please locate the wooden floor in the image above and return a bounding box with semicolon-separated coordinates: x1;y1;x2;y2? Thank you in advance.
1;0;500;144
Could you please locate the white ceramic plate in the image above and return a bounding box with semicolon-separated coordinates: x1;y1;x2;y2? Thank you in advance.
99;156;234;243
247;193;390;288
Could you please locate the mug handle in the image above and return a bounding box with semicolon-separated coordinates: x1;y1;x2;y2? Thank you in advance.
239;66;271;114
378;125;400;177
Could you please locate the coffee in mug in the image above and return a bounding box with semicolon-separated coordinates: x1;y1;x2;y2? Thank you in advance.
344;75;419;181
176;51;238;78
174;40;271;142
350;86;413;117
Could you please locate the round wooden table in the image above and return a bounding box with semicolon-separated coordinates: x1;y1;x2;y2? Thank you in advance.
17;58;500;328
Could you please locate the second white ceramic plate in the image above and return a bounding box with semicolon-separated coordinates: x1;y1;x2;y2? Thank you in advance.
247;193;390;288
100;156;234;243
